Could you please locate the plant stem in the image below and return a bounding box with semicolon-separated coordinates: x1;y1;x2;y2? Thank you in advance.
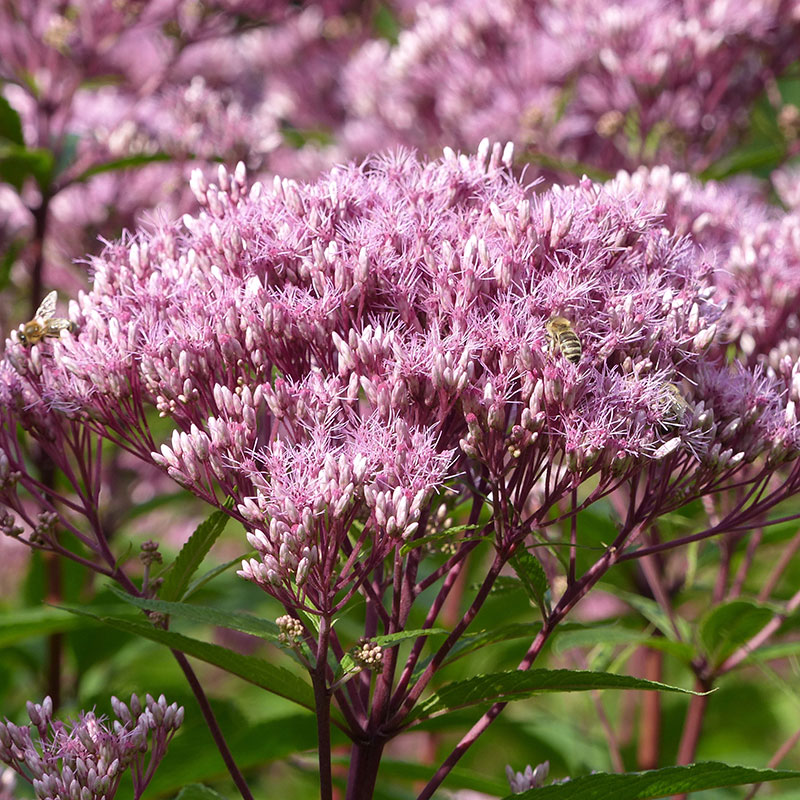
313;615;333;800
44;551;63;710
416;625;552;800
673;676;714;800
95;546;255;800
345;739;386;800
172;650;255;800
637;646;662;770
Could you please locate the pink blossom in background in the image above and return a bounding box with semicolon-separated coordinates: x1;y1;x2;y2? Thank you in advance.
340;0;800;174
0;0;367;303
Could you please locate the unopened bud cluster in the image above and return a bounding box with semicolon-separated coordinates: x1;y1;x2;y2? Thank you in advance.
0;694;183;800
352;638;384;671
276;615;305;645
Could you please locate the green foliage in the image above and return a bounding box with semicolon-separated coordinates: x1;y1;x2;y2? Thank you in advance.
510;546;550;619
505;763;800;800
407;668;701;724
63;608;322;716
109;587;281;641
74;152;172;182
0;95;24;145
699;600;775;668
175;786;229;800
160;505;232;602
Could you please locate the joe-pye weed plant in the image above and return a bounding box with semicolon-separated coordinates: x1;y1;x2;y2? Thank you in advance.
4;136;800;798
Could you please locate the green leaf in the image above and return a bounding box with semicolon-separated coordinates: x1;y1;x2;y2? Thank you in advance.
160;505;232;602
744;640;800;662
505;763;800;800
603;587;691;641
553;624;693;662
699;599;775;668
183;550;256;600
373;3;401;44
442;622;548;666
62;608;322;718
510;547;549;618
372;628;448;647
175;786;228;800
337;628;449;679
554;625;651;652
0;96;24;145
407;668;702;723
0;604;137;647
0;237;24;291
107;586;280;641
74;151;172;182
0;144;54;190
146;713;343;797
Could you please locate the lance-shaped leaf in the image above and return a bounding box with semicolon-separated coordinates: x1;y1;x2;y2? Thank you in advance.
407;668;703;723
505;762;800;799
108;586;280;641
62;608;327;721
160;505;232;602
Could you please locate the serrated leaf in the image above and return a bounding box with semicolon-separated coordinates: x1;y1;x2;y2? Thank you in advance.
553;624;694;662
510;547;549;617
107;586;280;641
335;628;449;679
506;763;800;800
554;625;650;652
161;505;231;602
62;608;324;720
744;640;800;662
373;628;448;647
175;786;228;800
407;668;701;723
699;599;774;667
0;96;24;145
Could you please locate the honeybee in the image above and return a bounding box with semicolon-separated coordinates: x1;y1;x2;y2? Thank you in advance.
17;291;76;346
545;316;582;364
661;382;689;426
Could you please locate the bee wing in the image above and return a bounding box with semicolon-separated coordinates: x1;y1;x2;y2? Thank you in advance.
35;290;58;321
43;318;73;336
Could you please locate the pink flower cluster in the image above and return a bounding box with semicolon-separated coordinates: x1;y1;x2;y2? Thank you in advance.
3;142;799;613
0;694;183;800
